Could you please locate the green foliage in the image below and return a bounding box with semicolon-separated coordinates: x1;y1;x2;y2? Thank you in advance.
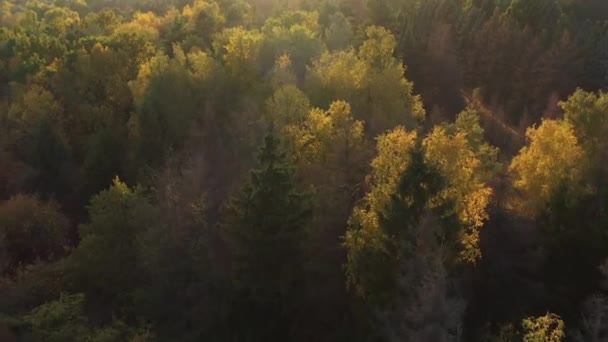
561;89;608;142
129;47;220;168
224;129;312;340
22;294;91;342
265;84;311;128
132;162;226;340
560;89;608;172
0;261;67;316
0;195;69;275
484;323;521;342
506;0;563;33
182;0;226;47
15;293;153;342
3;0;608;340
324;12;353;51
66;177;158;308
24;118;72;197
83;128;126;196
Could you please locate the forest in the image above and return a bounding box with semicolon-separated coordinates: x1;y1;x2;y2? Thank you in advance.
1;0;608;340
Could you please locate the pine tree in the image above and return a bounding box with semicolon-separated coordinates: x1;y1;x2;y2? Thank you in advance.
225;128;312;341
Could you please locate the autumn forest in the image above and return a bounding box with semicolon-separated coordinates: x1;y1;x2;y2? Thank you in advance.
1;0;608;340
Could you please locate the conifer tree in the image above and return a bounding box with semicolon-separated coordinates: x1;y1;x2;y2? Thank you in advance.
225;128;311;341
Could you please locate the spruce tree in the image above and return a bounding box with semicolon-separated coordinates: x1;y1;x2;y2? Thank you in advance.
225;128;311;341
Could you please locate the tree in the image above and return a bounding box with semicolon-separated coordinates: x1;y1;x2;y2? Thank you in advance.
357;26;425;134
506;0;563;34
522;313;565;342
16;293;152;342
345;146;465;340
82;9;119;36
182;0;226;48
0;194;69;275
7;84;63;137
422;108;499;263
265;84;311;129
42;7;80;36
275;100;372;338
508;119;586;216
366;0;396;27
259;11;324;80
130;49;200;168
24;118;72;198
560;89;608;152
305;48;363;110
307;26;425;135
324;11;353;51
560;89;608;184
81;127;126;200
268;53;296;87
214;27;264;87
133;153;228;341
224;129;312;340
113;11;163;41
220;0;253;28
66;177;158;310
344;126;418;303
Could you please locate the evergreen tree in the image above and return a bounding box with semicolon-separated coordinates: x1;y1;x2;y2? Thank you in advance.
224;128;312;341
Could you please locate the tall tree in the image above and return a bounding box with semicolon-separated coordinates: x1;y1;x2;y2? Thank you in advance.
66;177;158;313
224;129;312;341
422;107;499;263
345;146;465;341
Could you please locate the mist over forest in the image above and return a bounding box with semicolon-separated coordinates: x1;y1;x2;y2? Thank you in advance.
1;0;608;340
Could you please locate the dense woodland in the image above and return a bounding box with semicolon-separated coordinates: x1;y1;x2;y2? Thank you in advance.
1;0;608;340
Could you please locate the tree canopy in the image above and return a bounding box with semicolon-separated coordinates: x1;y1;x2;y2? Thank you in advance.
2;0;608;341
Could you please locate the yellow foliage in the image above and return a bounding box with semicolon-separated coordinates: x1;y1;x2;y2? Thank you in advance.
344;126;418;254
114;12;163;40
111;176;131;196
509;119;585;216
423;123;497;263
188;50;219;80
283;100;367;166
310;49;367;97
128;54;170;110
358;26;397;69
8;84;62;126
368;127;418;213
308;27;425;133
344;126;417;299
220;27;263;77
266;84;311;130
